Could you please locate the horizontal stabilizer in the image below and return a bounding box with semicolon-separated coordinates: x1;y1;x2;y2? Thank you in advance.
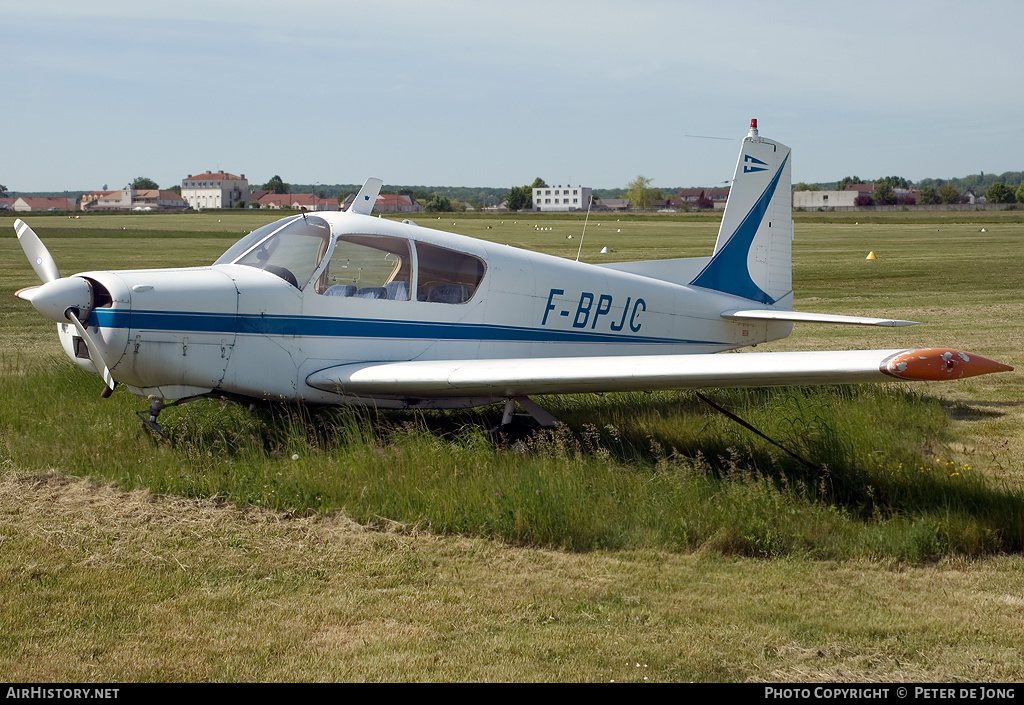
307;348;1010;399
598;256;711;286
723;309;918;327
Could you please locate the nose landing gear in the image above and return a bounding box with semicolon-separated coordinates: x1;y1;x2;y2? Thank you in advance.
136;394;210;436
137;398;165;435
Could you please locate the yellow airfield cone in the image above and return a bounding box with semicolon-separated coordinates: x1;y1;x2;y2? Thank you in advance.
866;251;877;260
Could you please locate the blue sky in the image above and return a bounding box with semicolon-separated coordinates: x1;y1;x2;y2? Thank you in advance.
5;0;1022;192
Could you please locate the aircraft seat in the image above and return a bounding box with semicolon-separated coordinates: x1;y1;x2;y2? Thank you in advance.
426;283;469;304
385;281;409;301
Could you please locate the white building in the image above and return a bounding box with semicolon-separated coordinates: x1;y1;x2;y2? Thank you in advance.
532;185;592;212
793;190;859;209
180;171;250;210
793;184;874;209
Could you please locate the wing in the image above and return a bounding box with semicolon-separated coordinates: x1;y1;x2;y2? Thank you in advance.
306;348;1011;399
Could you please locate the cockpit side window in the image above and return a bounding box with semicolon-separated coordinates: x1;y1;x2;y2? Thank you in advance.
415;242;486;304
316;234;412;299
217;215;331;289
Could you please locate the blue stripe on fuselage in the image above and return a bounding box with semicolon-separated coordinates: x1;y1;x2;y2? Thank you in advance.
90;308;722;346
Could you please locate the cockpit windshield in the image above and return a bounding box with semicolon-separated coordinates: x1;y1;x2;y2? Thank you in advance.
214;215;331;288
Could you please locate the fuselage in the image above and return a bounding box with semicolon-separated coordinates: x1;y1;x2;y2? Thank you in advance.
57;211;792;407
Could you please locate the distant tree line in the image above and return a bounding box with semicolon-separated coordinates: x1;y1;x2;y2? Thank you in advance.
916;171;1023;193
286;184;514;209
795;171;1023;194
10;168;1020;208
796;171;1024;206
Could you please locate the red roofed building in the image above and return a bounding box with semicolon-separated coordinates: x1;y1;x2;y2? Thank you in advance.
374;194;423;212
13;196;77;212
79;190;121;210
180;171;250;210
255;192;339;211
340;193;424;212
131;189;189;210
674;187;730;210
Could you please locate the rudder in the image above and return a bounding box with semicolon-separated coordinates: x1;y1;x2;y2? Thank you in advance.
689;120;793;306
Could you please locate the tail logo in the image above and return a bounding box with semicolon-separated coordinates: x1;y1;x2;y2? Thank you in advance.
743;155;768;173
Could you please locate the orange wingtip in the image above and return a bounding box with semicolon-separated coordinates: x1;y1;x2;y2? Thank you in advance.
882;348;1013;381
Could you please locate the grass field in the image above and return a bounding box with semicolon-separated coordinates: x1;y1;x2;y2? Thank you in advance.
1;209;1022;681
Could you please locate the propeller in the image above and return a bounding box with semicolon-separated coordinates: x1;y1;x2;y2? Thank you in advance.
13;219;117;396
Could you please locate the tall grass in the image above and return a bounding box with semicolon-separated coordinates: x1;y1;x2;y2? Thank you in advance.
2;356;1020;561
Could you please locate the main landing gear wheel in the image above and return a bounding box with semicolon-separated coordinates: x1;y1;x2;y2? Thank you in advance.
491;422;537;447
490;396;559;447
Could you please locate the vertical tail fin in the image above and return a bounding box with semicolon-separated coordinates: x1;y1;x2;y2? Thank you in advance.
689;120;793;307
348;178;384;216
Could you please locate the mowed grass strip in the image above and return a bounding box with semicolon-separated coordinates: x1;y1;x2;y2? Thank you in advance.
3;469;1023;682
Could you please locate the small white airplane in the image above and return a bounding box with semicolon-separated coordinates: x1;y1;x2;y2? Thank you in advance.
13;120;1012;431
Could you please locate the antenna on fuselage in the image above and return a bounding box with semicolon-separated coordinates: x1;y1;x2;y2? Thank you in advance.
575;194;594;262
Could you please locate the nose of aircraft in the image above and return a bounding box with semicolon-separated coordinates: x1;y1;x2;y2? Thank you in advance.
13;219;118;396
15;276;94;323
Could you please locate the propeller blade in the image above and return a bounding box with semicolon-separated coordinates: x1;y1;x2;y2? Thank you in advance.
66;309;117;397
15;219;61;284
